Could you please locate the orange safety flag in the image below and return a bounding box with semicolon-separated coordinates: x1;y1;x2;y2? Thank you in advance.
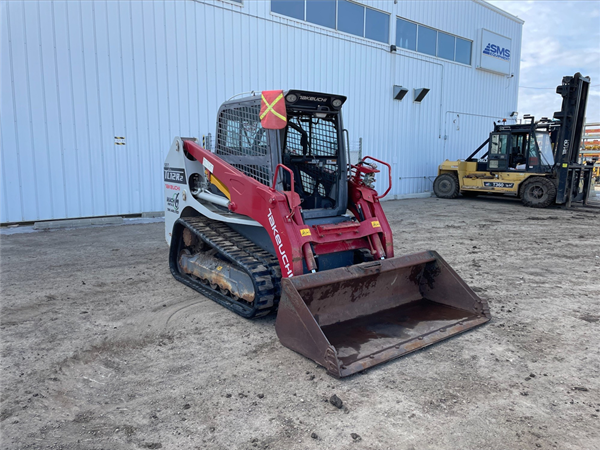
260;90;287;129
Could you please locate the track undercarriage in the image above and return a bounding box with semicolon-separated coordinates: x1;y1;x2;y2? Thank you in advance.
169;216;281;318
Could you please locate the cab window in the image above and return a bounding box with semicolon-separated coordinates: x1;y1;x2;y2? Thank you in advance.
490;134;508;155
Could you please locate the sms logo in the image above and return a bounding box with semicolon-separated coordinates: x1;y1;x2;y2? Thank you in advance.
483;43;511;61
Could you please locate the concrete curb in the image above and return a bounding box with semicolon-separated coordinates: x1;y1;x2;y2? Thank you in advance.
141;211;165;218
383;192;433;201
33;216;123;230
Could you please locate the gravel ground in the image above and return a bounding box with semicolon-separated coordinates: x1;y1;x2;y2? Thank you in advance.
1;195;599;450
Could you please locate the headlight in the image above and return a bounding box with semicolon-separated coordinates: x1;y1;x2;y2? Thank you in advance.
286;93;298;103
332;98;343;108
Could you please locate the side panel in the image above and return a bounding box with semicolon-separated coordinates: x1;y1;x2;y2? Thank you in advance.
163;137;262;246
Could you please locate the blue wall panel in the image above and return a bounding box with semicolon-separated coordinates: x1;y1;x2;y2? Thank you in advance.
0;0;522;222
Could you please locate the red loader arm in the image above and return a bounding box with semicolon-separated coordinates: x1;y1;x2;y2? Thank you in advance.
183;139;394;277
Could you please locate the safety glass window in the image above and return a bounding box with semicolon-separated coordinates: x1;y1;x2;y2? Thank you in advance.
218;106;267;157
490;134;509;155
536;132;555;166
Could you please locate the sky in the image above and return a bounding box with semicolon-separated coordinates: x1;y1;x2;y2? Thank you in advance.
488;0;600;123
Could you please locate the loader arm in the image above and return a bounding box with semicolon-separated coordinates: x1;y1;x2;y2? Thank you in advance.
184;139;303;277
183;139;394;276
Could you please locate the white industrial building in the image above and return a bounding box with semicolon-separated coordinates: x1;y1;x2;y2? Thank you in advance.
0;0;523;223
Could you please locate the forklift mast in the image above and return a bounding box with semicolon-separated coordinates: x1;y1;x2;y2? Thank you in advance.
552;73;591;204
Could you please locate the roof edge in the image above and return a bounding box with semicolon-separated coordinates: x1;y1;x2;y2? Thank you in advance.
473;0;525;25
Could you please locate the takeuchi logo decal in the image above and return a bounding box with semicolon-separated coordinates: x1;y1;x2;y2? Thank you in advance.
483;43;511;61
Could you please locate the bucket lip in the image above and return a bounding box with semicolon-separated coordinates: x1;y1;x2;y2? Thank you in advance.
335;314;490;378
283;250;440;290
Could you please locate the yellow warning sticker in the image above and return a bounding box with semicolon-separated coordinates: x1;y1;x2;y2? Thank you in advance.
371;220;381;228
300;228;311;237
216;266;222;271
562;163;568;168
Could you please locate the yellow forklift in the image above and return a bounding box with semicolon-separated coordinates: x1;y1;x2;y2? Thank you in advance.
434;73;593;208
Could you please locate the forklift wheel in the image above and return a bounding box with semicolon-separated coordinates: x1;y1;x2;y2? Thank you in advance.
521;177;556;208
433;173;460;199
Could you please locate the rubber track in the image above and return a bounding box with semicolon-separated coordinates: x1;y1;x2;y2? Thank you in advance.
170;216;282;319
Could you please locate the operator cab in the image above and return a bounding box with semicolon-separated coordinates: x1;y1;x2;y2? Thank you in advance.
213;90;350;222
485;121;555;173
278;90;348;220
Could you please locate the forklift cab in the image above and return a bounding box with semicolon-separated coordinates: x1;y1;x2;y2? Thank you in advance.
486;129;554;173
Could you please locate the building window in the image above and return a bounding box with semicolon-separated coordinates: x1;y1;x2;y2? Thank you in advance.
365;8;389;43
271;1;390;44
455;37;472;65
437;32;455;61
306;0;336;29
337;0;364;37
396;18;416;51
395;17;472;65
417;26;436;56
271;0;304;21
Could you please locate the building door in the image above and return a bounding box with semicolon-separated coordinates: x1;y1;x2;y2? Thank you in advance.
390;57;442;195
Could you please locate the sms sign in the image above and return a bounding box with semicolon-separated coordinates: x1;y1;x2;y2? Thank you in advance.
483;43;511;61
478;29;512;75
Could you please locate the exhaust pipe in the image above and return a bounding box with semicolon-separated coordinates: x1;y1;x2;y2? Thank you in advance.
275;251;490;378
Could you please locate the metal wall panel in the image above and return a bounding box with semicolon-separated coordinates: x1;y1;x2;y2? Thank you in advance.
0;0;522;222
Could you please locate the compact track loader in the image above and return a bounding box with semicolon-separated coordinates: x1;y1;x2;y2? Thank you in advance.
433;73;593;208
165;90;489;377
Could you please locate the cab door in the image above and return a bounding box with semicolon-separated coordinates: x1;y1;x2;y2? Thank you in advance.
487;132;510;171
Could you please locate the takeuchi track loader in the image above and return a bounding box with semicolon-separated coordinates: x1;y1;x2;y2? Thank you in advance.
433;73;593;208
165;90;490;377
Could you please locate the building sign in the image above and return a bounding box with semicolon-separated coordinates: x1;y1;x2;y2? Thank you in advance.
477;29;512;75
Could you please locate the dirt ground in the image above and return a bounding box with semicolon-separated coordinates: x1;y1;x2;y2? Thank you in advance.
1;195;599;450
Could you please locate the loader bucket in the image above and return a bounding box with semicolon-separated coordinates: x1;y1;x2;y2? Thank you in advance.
275;251;490;378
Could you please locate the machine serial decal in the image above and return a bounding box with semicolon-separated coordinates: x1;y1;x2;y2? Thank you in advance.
267;209;294;277
164;167;186;184
166;192;180;213
300;228;311;237
371;220;381;228
483;182;514;188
